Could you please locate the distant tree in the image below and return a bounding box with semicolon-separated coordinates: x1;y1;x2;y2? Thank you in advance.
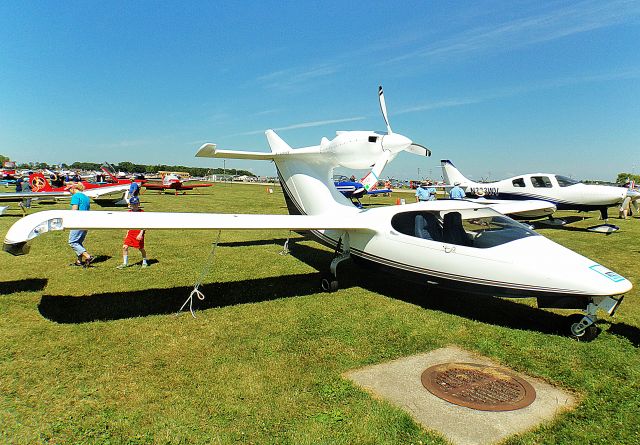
0;154;9;164
616;173;640;185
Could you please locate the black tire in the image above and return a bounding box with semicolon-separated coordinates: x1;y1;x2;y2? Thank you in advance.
568;314;600;342
321;276;339;292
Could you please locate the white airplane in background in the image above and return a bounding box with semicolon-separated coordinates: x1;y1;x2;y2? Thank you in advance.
441;160;630;232
3;87;630;341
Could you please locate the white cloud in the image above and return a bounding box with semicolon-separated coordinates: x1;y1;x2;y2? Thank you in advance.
386;0;640;64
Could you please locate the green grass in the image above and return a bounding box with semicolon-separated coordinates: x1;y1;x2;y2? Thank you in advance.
1;184;639;444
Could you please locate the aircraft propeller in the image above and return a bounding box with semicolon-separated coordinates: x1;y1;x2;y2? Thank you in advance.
377;86;431;160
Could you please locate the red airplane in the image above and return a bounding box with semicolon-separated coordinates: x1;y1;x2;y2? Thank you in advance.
142;171;213;195
27;167;141;206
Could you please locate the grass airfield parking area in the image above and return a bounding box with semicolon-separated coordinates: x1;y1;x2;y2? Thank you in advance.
1;183;639;444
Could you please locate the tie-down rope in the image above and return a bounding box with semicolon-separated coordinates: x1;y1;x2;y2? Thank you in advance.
177;230;222;318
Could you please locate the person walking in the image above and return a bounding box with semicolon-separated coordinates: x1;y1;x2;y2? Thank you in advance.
116;197;149;269
67;183;94;267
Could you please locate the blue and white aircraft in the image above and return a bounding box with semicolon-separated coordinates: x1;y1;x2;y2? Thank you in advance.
3;87;630;340
442;160;629;232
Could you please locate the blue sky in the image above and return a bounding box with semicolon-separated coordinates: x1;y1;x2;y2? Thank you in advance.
1;0;638;181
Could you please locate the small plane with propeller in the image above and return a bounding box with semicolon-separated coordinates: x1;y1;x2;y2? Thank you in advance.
441;159;630;232
3;87;630;340
142;171;213;195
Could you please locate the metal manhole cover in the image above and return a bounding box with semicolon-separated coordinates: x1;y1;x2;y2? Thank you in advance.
421;362;536;411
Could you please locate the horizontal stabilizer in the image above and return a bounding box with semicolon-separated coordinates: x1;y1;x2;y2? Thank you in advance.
196;143;276;160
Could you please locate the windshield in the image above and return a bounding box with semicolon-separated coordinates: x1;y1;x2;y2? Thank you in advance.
392;207;538;248
555;175;580;187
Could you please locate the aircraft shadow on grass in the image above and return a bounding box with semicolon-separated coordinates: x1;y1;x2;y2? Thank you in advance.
286;239;640;344
37;236;640;346
0;278;48;295
38;272;326;324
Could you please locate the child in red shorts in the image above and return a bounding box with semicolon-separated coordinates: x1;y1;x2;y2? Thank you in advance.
116;197;149;269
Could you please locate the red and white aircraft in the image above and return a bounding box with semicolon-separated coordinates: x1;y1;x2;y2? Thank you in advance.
142;172;213;195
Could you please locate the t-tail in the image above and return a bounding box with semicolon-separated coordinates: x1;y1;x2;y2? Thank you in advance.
440;159;476;186
196;131;356;217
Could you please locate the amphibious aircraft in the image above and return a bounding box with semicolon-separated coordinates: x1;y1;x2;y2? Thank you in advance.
441;160;628;231
3;87;630;340
142;172;213;195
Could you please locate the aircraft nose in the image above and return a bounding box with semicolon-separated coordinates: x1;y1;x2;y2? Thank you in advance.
382;133;412;153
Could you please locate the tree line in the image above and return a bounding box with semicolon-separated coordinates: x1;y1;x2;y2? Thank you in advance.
1;156;256;178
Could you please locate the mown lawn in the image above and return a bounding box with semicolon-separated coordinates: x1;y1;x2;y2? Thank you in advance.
1;183;639;444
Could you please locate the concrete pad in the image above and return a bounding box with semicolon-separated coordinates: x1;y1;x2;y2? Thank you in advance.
344;346;577;445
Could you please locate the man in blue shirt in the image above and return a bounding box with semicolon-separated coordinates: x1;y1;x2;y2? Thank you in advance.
415;181;436;202
128;180;140;204
67;183;94;267
449;182;466;200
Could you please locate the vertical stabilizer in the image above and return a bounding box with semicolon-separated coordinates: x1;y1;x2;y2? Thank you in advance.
266;130;292;154
28;172;54;192
441;160;474;185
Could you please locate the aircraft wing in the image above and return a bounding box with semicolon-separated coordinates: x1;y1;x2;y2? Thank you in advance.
0;191;69;202
469;198;556;218
141;182;169;190
3;210;374;255
367;188;392;195
83;184;130;199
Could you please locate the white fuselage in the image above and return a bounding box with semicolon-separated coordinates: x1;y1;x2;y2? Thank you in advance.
441;160;627;212
271;135;630;298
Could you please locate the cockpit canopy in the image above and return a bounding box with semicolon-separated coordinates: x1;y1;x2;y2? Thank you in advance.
555;175;580;187
391;208;538;248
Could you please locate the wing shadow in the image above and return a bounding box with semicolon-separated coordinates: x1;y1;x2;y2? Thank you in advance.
0;278;48;295
38;272;325;324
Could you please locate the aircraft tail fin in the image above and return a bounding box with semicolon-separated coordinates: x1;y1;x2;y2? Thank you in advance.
360;151;393;192
28;172;54;192
266;130;292;154
441;159;473;185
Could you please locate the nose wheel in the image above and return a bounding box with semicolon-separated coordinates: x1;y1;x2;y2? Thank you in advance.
568;314;600;342
566;295;624;342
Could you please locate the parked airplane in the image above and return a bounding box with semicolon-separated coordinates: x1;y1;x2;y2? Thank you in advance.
3;87;629;340
0;191;70;215
441;160;628;231
333;175;393;207
26;171;136;207
142;171;213;195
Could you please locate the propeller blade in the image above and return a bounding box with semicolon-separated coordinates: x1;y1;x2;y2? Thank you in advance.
361;150;393;191
378;86;392;134
406;143;431;157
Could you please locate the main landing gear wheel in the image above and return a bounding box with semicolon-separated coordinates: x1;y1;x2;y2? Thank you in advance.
568;314;600;342
320;232;351;293
320;274;339;292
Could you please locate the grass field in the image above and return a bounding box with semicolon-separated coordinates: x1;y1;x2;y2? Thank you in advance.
1;183;639;444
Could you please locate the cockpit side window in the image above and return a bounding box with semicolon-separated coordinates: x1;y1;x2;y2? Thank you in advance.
368;136;378;143
512;177;525;187
555;175;579;187
391;211;443;242
531;176;552;188
392;208;538;248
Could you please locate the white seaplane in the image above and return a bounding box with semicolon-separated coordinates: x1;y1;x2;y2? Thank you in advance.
3;88;631;340
441;159;631;232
